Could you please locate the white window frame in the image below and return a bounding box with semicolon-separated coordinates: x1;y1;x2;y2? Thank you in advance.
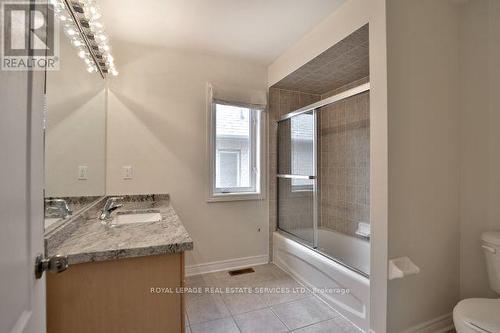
207;87;266;202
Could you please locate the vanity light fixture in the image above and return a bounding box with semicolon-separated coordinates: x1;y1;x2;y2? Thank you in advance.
50;0;118;77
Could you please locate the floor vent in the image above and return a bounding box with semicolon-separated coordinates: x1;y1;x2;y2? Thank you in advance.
228;267;255;276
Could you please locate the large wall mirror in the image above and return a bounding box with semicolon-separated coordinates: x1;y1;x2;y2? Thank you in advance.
44;16;106;232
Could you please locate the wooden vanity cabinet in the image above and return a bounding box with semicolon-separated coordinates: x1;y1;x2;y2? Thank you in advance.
47;253;185;333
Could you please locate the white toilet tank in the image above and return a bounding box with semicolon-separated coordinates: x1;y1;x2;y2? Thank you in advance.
482;231;500;294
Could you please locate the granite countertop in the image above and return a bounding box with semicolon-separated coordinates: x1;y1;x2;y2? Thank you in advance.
45;195;193;265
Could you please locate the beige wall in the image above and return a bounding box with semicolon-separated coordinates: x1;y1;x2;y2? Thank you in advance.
45;30;106;197
386;0;461;331
106;42;269;266
386;1;500;330
459;0;500;299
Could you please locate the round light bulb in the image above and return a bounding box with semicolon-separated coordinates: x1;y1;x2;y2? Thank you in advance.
91;12;101;20
91;21;103;29
65;28;76;36
96;34;107;42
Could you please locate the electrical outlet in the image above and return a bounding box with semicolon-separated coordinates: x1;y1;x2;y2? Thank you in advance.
78;166;88;180
123;166;133;180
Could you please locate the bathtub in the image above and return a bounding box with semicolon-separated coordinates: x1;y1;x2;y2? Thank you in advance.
273;230;370;332
317;228;370;275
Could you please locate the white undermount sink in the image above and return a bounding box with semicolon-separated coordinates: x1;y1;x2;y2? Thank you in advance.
111;210;162;226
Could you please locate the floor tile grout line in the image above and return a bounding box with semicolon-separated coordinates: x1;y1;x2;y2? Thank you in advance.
220;291;312;318
188;315;236;330
190;311;233;324
219;288;271;317
306;291;362;332
288;316;343;332
269;305;293;332
230;314;243;333
185;311;191;329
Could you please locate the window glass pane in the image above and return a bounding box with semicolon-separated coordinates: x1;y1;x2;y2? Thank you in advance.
291;112;314;188
291;112;314;176
215;104;251;190
218;151;240;187
278;111;315;180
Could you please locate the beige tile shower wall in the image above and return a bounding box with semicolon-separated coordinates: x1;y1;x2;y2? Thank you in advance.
268;88;320;258
318;91;370;237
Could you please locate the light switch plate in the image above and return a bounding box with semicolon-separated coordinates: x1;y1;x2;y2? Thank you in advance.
123;166;133;180
78;166;88;180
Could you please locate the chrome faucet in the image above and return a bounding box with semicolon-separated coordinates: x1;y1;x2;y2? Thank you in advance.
100;197;124;221
45;199;72;219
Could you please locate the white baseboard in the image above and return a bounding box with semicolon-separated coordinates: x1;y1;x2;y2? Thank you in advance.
185;255;269;276
402;313;454;333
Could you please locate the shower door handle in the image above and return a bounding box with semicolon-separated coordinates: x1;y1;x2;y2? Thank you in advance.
277;174;316;179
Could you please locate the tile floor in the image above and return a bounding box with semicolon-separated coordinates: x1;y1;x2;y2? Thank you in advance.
185;264;362;333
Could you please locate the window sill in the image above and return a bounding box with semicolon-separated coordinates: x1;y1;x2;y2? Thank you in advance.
207;192;265;203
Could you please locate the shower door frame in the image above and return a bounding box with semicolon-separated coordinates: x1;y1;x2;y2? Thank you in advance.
278;83;370;122
276;109;319;248
276;82;371;276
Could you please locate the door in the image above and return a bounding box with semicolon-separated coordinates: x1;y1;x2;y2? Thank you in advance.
0;0;46;332
277;110;318;246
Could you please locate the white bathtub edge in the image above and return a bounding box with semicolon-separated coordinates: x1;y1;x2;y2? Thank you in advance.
273;231;370;332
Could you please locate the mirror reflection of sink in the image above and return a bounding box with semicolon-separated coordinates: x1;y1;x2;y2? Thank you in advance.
45;217;61;229
110;210;162;226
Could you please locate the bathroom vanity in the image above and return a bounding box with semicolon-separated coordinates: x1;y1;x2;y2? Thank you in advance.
44;195;193;333
41;26;194;333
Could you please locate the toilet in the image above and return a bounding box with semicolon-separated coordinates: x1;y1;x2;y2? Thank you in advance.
453;231;500;333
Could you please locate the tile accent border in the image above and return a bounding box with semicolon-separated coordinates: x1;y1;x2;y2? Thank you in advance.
186;255;269;277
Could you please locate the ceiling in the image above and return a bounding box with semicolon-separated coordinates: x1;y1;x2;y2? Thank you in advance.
98;0;345;65
272;24;369;95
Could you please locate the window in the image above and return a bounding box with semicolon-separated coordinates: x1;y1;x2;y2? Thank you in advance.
208;101;264;201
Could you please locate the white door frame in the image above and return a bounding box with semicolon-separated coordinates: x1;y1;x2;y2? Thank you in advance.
0;0;47;332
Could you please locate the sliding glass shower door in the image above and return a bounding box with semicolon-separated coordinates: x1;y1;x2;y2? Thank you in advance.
276;85;371;276
277;110;317;246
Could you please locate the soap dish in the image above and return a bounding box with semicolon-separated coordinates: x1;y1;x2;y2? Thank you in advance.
388;257;420;280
